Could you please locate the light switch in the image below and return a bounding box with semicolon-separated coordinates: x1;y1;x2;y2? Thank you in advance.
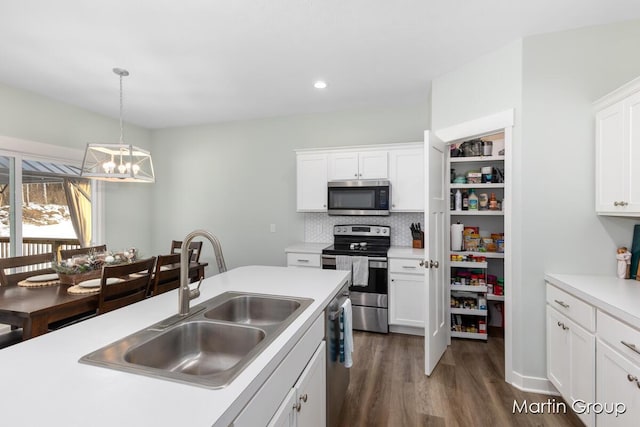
270;224;276;233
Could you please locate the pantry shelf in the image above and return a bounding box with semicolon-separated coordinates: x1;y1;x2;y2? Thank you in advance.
451;285;488;293
450;155;505;163
450;261;488;269
451;331;488;340
451;251;504;259
487;294;505;301
450;308;488;316
450;210;504;216
450;183;505;189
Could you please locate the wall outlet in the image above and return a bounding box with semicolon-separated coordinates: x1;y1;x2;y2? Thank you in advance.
270;224;276;233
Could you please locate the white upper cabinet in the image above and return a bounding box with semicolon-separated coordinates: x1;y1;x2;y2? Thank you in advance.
328;150;388;180
297;153;328;211
388;147;424;211
595;77;640;215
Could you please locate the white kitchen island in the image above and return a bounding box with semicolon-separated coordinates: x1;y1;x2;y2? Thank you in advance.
0;265;350;427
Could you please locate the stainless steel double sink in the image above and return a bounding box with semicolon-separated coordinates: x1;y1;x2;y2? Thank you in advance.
79;292;313;388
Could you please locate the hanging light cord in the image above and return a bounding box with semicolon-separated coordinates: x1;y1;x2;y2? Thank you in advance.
119;71;124;144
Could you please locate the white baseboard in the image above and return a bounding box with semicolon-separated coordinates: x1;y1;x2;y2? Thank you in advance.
510;370;560;395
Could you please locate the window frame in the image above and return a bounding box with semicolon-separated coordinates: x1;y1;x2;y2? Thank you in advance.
0;135;104;255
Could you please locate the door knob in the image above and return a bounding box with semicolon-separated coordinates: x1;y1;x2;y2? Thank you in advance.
430;260;439;269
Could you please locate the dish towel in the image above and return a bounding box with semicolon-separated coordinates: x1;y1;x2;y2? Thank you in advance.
339;299;354;368
351;256;369;287
335;255;352;272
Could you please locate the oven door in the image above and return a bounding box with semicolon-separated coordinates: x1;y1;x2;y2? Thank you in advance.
321;255;388;295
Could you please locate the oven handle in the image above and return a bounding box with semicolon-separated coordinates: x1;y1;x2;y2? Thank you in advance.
321;255;387;262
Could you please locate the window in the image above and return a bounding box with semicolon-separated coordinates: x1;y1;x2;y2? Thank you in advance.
0;146;95;258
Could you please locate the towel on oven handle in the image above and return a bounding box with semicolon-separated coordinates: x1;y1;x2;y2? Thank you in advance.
351;256;369;287
336;255;352;272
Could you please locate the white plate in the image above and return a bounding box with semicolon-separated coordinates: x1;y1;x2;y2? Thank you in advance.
78;277;123;288
26;273;59;282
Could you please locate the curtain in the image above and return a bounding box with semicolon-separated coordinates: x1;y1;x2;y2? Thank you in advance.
63;179;91;247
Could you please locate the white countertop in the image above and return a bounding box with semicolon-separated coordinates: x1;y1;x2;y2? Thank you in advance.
545;273;640;330
0;265;350;427
388;246;425;259
284;242;330;254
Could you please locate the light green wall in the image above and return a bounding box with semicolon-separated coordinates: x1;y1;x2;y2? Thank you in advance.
521;18;640;380
0;82;154;254
150;103;430;269
431;18;640;386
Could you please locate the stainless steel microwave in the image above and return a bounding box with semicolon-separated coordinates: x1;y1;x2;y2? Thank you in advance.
327;180;391;216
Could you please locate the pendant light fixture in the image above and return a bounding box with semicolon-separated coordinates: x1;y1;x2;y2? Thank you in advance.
80;68;155;183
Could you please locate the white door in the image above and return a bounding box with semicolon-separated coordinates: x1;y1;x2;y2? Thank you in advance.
424;130;447;375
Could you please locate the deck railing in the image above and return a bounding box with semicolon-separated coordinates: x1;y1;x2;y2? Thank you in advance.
0;237;81;259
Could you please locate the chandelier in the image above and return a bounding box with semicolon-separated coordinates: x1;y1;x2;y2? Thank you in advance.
81;68;155;183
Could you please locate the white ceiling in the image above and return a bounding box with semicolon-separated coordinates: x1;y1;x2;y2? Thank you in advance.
1;1;640;129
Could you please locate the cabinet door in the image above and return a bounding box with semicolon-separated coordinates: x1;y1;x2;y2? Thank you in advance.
328;152;359;180
546;306;570;396
267;388;296;427
547;306;596;426
596;339;640;427
596;101;626;213
389;273;425;327
359;150;388;179
294;341;326;427
388;148;424;211
297;153;328;211
626;91;640;212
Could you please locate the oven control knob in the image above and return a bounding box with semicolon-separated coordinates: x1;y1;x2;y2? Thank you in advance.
382;229;388;234
375;228;380;233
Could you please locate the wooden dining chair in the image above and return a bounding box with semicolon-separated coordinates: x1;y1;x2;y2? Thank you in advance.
170;240;203;263
149;252;190;297
97;257;156;315
0;253;56;287
59;244;107;261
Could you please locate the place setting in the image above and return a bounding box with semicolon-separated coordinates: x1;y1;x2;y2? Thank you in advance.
17;273;60;288
67;277;123;295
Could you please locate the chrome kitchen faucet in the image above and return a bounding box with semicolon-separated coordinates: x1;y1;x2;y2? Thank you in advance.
179;229;227;315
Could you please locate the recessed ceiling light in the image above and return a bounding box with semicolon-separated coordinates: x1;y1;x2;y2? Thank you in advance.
314;81;327;89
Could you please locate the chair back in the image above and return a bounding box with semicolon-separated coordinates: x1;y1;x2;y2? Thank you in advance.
60;245;107;261
0;253;56;286
150;252;191;296
97;257;156;314
170;240;203;263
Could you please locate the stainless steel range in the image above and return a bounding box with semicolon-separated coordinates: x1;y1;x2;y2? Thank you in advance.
321;225;390;333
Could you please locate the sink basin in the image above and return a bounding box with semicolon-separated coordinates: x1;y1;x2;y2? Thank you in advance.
124;321;265;375
204;294;301;326
79;292;313;389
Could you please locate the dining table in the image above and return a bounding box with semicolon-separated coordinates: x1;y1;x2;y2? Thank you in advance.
0;261;208;341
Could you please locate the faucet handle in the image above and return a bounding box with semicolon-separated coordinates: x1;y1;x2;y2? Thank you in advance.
188;276;204;300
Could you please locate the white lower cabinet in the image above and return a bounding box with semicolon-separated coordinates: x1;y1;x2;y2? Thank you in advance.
286;252;321;268
546;305;595;427
267;341;326;427
388;258;425;330
596;339;640;427
233;317;325;427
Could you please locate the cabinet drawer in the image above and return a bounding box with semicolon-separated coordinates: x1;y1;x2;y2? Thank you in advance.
286;253;321;268
598;310;640;365
389;258;423;274
546;283;595;332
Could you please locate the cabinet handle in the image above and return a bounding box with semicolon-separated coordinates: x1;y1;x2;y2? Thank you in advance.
419;260;425;267
297;259;310;263
300;393;308;403
557;321;568;330
628;374;638;382
614;201;629;207
354;174;358;177
294;401;302;412
554;299;570;309
621;340;640;355
614;201;621;206
402;265;417;269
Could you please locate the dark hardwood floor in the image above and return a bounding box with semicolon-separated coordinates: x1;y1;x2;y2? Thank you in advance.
337;332;583;427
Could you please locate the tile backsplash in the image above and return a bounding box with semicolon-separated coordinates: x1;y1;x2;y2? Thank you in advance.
304;212;423;247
